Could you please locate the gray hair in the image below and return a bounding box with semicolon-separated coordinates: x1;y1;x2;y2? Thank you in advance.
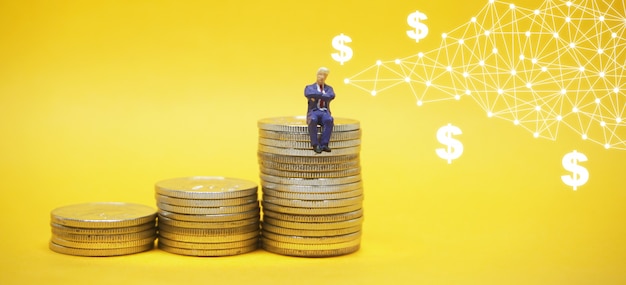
317;67;330;75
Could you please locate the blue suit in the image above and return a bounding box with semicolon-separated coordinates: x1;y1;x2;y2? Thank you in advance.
304;83;335;147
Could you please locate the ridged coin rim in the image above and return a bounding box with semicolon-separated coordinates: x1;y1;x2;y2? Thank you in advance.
50;221;156;235
157;208;260;222
258;138;361;149
261;201;362;215
51;228;157;242
50;202;157;228
156;201;259;215
155;176;257;199
260;174;361;186
261;236;361;250
158;242;257;257
261;222;361;237
49;241;154;257
258;129;361;142
157;214;259;229
158;223;259;236
261;195;363;208
262;188;363;200
261;181;362;193
158;229;259;243
262;243;359;257
258;152;359;165
261;166;360;179
157;236;259;250
261;230;361;245
257;116;360;132
259;160;360;172
262;216;363;230
50;235;156;249
258;145;360;156
262;208;363;223
155;194;258;207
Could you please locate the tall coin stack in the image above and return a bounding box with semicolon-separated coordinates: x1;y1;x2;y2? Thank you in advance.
155;176;261;256
257;116;364;257
49;202;157;256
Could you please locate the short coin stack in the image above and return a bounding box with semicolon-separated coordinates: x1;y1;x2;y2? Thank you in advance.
155;176;261;256
257;116;364;257
49;202;157;256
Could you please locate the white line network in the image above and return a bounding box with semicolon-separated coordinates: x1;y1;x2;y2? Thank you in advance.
345;0;626;150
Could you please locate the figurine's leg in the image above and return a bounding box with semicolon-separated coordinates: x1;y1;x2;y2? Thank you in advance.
307;113;322;153
320;114;334;152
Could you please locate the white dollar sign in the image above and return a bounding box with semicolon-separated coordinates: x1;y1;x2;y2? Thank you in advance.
407;11;429;42
331;33;353;65
561;150;589;191
436;124;463;164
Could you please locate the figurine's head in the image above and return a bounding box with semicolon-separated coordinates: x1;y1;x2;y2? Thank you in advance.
316;67;330;85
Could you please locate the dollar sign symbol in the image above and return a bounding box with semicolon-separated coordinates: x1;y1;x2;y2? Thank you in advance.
407;11;429;42
331;33;353;65
561;150;589;191
436;124;463;164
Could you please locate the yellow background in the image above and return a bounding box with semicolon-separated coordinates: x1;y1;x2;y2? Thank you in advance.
1;0;625;284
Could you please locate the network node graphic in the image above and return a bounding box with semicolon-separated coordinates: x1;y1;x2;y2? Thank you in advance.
346;0;625;150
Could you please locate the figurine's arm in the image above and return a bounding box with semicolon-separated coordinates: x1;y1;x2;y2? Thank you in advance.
323;87;336;101
304;85;324;100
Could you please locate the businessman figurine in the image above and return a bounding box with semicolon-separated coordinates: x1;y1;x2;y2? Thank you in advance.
304;67;335;153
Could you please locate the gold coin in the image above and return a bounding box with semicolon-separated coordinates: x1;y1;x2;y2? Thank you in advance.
51;228;157;242
158;242;257;257
50;235;156;249
260;174;361;186
155;194;258;207
261;222;361;237
258;129;361;142
155;176;257;199
49;241;154;257
158;229;259;243
156;201;259;215
261;181;362;193
258;152;359;165
158;223;259;236
157;208;259;222
258;138;361;149
262;243;359;257
262;208;363;223
261;236;361;250
261;230;361;245
262;216;363;230
50;202;157;228
262;188;363;200
157;236;259;250
262;195;363;208
157;214;259;229
261;201;362;215
258;145;360;156
50;221;156;235
259;160;360;172
261;166;360;179
257;116;360;132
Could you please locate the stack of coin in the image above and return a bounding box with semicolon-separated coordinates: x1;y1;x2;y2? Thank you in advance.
49;202;157;256
257;116;364;257
154;176;260;256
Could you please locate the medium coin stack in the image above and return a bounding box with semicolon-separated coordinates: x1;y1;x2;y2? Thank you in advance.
257;116;364;257
155;176;261;256
49;202;157;256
